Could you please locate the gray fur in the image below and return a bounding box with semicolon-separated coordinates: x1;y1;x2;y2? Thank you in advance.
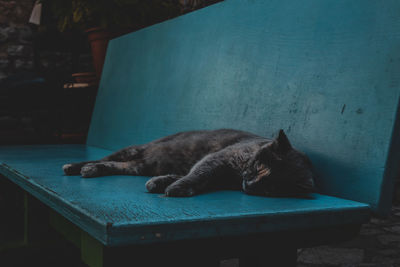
63;129;315;197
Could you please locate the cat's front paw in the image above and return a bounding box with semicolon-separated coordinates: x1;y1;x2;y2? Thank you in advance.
165;183;196;197
146;175;182;193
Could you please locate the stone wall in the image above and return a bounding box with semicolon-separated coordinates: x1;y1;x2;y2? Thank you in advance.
0;0;220;82
0;0;35;81
0;0;94;82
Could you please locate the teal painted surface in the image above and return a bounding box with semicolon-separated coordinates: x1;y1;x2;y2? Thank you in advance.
0;145;369;246
88;0;400;215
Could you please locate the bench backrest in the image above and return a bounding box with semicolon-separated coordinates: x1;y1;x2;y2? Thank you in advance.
87;0;400;216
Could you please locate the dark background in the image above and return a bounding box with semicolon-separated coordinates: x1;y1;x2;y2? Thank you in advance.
0;0;220;145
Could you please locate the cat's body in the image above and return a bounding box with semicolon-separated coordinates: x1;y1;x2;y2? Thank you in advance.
63;129;315;197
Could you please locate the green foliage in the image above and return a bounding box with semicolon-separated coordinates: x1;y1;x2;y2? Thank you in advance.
39;0;182;32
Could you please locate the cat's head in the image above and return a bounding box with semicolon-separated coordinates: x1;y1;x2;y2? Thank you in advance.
242;130;316;197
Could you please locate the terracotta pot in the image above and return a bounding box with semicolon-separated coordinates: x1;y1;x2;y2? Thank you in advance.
85;27;111;80
71;72;97;84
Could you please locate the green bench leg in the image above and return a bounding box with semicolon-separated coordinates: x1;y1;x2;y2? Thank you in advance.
23;192;55;245
50;208;296;267
0;178;85;266
49;210;97;265
0;176;25;251
49;211;105;267
80;231;220;267
50;210;220;267
96;241;220;267
0;176;53;250
81;231;104;267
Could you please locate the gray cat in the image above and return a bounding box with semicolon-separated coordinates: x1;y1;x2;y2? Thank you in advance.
63;129;315;197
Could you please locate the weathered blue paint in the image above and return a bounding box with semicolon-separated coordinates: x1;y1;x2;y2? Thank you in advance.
87;0;400;215
0;145;369;246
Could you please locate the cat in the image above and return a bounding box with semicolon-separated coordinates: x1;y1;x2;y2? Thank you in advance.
62;129;316;197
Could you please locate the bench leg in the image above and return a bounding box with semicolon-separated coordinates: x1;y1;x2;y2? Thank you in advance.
0;176;24;250
49;210;101;266
49;210;219;267
23;192;56;245
80;236;220;267
81;231;105;267
0;176;53;250
0;179;85;266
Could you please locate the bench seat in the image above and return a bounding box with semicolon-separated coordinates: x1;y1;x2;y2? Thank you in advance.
0;144;370;247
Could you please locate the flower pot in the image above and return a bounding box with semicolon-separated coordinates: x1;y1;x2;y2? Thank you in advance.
85;27;111;80
71;72;97;85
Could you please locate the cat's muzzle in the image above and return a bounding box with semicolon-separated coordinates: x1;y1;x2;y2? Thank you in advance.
242;179;267;195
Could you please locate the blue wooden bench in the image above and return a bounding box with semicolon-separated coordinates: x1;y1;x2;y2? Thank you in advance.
1;0;400;266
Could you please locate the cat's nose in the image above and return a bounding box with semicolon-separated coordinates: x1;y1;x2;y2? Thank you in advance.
242;180;266;196
242;179;257;191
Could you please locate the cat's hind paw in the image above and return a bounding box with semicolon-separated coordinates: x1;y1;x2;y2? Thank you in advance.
80;163;101;178
63;164;81;176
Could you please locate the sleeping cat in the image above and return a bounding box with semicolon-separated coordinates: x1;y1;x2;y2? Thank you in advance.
62;129;315;197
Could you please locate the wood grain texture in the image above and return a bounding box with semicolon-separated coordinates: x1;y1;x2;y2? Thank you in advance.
87;0;400;215
0;145;369;246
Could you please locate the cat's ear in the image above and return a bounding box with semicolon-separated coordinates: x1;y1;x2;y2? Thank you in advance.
258;143;282;162
275;129;292;154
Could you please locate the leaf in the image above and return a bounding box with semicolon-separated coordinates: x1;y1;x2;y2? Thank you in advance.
73;9;83;23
